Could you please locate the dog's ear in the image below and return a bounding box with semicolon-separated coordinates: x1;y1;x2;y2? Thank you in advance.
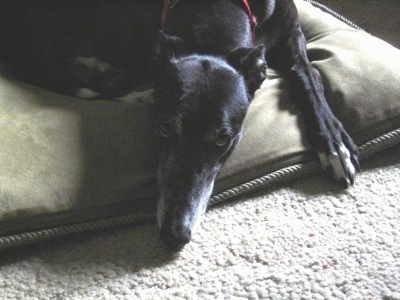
227;45;267;97
155;31;187;64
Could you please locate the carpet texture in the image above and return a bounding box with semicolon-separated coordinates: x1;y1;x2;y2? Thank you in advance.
1;1;400;299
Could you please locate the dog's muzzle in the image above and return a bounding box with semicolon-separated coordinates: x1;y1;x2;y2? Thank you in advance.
156;163;218;250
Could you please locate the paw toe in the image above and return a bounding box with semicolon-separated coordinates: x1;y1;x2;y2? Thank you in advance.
318;143;358;188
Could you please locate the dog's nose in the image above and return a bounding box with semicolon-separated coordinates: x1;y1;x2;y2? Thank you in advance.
160;224;192;251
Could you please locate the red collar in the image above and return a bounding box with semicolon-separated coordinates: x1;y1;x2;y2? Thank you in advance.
242;0;258;39
161;0;179;31
161;0;257;44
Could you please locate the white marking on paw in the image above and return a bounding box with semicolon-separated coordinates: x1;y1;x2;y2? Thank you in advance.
328;151;344;182
338;143;356;185
322;143;356;187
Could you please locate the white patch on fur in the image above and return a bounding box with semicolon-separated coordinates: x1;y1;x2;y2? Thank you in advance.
116;89;154;104
256;59;265;68
318;151;330;170
156;167;166;230
157;194;166;230
75;88;101;99
185;182;214;234
156;181;214;234
70;56;110;73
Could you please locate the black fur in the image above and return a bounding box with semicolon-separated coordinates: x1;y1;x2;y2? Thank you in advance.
0;0;359;250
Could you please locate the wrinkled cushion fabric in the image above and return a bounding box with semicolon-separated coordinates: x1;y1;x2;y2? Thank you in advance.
1;0;400;239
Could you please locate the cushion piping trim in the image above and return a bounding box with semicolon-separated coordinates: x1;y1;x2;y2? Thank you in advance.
304;0;368;32
1;128;399;250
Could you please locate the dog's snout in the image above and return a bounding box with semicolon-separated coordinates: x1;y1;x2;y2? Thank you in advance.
156;159;217;250
160;223;192;251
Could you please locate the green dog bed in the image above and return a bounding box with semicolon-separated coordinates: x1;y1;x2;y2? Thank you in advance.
1;0;399;249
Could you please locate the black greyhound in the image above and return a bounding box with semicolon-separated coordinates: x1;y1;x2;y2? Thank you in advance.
0;0;359;250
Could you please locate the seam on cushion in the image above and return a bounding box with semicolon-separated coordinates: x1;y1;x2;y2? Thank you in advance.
306;29;366;44
1;128;399;250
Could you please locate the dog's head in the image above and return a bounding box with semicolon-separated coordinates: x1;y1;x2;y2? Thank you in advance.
154;33;266;250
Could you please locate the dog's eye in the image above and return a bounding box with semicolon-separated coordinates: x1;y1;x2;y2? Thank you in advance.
215;134;231;147
158;122;172;138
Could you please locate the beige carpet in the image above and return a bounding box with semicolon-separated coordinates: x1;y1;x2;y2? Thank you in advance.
1;1;400;299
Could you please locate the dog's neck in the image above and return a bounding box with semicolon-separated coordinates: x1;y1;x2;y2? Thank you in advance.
161;0;257;44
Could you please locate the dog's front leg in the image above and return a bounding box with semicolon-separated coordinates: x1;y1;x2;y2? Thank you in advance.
259;0;359;186
289;51;360;187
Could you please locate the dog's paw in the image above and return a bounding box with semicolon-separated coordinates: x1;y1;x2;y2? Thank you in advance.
68;56;131;98
316;115;360;188
313;113;360;188
318;143;359;188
